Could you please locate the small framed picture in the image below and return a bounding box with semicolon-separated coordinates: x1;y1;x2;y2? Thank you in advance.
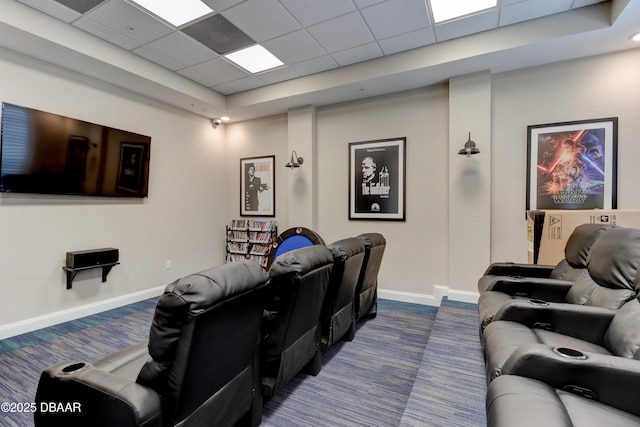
349;137;406;221
241;155;275;217
117;142;147;196
526;118;617;210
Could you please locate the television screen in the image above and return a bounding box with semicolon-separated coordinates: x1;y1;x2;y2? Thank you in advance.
0;102;151;197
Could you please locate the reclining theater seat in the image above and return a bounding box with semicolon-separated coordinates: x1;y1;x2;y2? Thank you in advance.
355;233;386;321
483;227;640;383
35;261;269;427
478;224;631;332
487;370;640;427
321;238;366;351
478;223;614;293
262;245;334;399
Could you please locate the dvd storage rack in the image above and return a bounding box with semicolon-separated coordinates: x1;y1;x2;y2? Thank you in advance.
225;219;277;268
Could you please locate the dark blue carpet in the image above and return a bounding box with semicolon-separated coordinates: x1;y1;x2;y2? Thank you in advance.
0;297;486;427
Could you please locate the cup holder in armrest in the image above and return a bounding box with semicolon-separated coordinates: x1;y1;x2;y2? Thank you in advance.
553;347;587;360
529;298;549;306
60;362;87;375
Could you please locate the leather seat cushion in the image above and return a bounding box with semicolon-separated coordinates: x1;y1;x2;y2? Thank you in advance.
484;321;611;381
487;375;640;427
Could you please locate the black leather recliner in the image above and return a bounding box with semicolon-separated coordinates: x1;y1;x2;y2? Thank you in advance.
478;223;613;293
35;261;268;427
261;245;334;399
479;225;637;333
483;228;640;383
320;237;366;351
355;233;386;321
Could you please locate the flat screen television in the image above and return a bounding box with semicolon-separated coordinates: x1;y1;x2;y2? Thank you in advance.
0;102;151;197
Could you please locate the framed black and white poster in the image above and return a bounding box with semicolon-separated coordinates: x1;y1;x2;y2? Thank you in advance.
349;137;406;221
240;155;275;217
526;118;617;210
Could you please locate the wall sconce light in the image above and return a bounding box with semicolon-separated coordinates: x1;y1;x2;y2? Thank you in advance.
285;151;304;169
457;132;480;157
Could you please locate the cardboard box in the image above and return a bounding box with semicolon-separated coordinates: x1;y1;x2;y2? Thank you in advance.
527;210;640;265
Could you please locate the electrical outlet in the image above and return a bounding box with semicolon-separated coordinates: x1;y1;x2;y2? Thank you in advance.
165;260;172;269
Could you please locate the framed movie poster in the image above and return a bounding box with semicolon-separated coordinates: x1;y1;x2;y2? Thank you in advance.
526;118;617;211
240;155;275;217
349;137;406;221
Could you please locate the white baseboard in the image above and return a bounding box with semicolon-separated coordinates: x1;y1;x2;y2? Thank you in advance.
0;286;165;340
379;285;479;306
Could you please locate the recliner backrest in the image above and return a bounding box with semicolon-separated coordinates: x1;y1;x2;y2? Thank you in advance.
321;238;366;350
552;223;614;281
564;227;640;309
355;233;386;320
262;245;334;397
136;261;268;426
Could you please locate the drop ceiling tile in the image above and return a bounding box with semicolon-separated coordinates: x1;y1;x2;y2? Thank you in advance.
378;27;436;55
500;0;573;26
279;0;356;26
222;0;301;43
257;66;301;85
134;45;185;70
435;9;499;42
142;32;218;67
82;0;174;46
331;42;383;66
190;57;249;84
361;0;430;40
74;16;141;50
262;30;326;64
210;83;236;95
177;67;221;87
307;12;374;53
17;0;82;23
201;0;246;13
54;0;105;14
353;0;387;8
182;14;254;55
290;55;339;76
225;76;266;91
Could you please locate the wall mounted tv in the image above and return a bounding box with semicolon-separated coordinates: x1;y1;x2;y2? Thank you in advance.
0;102;151;198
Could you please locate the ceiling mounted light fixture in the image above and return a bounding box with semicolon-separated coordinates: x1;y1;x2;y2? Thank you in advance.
285;151;304;169
129;0;214;27
430;0;497;23
225;45;284;74
458;132;480;157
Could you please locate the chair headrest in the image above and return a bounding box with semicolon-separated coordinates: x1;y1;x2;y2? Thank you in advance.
588;227;640;290
564;224;615;267
356;233;386;249
164;260;268;313
328;238;365;262
269;245;333;278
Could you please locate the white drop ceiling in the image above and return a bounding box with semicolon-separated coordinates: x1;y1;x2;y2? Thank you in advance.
0;0;639;122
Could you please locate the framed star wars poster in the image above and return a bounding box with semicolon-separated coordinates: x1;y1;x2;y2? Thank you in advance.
526;118;617;210
349;137;406;221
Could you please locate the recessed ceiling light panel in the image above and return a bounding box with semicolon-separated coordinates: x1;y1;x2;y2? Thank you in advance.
225;45;284;74
430;0;497;23
129;0;214;26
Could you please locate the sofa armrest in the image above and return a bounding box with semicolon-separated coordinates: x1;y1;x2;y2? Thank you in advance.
484;278;573;301
35;361;162;427
493;301;616;345
483;262;554;278
501;343;640;417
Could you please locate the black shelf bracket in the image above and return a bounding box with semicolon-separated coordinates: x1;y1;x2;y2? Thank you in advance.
63;262;120;289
